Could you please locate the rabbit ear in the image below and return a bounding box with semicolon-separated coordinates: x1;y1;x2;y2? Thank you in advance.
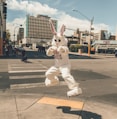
60;24;66;36
49;19;57;35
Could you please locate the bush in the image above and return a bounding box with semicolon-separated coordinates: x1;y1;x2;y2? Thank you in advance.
69;44;82;52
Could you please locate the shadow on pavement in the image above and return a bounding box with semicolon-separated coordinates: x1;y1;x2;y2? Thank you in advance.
21;60;32;63
56;106;102;119
71;69;110;81
0;72;10;89
91;93;117;106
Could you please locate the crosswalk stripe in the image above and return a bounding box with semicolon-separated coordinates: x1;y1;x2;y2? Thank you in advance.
8;65;47;70
10;81;66;89
9;64;44;67
9;75;45;79
39;64;48;68
9;66;46;69
9;69;47;73
8;61;48;88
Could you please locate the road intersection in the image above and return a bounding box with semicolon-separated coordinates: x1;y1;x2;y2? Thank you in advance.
0;55;117;119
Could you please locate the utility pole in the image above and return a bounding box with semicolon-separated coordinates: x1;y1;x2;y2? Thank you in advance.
0;1;3;56
72;9;94;56
14;24;22;47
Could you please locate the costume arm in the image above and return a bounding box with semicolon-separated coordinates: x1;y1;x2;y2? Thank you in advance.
46;46;57;56
58;46;69;54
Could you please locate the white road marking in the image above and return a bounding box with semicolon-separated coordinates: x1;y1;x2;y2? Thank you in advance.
39;64;48;68
8;69;47;73
10;67;46;69
10;75;45;79
11;81;66;89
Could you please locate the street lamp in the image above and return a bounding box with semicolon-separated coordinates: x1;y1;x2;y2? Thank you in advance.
14;24;22;46
72;9;94;56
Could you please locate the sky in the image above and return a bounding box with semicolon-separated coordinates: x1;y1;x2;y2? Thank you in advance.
6;0;117;40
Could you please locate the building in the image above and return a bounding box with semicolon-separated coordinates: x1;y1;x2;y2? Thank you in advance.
72;29;94;44
25;14;57;46
0;0;7;56
92;40;117;53
17;27;24;44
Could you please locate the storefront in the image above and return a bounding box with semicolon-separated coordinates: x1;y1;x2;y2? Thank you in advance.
92;40;117;53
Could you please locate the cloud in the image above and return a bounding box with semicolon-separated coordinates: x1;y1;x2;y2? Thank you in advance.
7;0;57;15
28;2;57;16
57;12;90;32
6;17;26;41
94;23;110;31
6;0;110;40
7;0;26;10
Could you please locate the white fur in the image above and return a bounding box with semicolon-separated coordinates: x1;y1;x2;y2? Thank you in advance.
45;19;82;96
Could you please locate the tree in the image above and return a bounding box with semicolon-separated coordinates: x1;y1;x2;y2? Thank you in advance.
6;29;11;43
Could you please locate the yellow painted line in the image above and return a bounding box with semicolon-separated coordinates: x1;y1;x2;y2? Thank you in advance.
38;97;84;109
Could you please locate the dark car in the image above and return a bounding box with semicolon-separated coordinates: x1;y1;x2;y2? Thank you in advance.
15;46;24;56
115;48;117;57
21;50;27;61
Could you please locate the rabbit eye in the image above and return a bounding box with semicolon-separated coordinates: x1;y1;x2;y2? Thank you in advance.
54;39;57;42
58;39;61;42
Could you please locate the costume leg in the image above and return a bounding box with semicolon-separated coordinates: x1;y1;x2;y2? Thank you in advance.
60;67;82;96
45;66;60;86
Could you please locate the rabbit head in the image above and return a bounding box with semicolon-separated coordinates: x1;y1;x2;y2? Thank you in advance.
49;19;68;47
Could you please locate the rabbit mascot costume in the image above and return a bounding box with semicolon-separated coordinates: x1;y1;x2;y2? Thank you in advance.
45;19;82;97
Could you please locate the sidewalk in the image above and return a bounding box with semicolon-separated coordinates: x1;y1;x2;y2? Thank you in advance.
0;88;117;119
69;52;115;59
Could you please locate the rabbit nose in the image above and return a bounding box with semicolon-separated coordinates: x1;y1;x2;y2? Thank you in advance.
56;42;59;46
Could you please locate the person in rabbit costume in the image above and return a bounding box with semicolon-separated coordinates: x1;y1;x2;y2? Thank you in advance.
45;19;82;97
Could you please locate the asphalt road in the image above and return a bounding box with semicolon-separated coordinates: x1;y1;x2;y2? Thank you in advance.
37;58;117;106
0;54;117;108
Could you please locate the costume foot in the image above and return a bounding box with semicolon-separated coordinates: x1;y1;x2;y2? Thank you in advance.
45;78;59;86
67;88;82;97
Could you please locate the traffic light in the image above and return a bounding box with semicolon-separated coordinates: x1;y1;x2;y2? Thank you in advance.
3;2;7;19
4;14;7;19
3;31;6;40
3;2;7;14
